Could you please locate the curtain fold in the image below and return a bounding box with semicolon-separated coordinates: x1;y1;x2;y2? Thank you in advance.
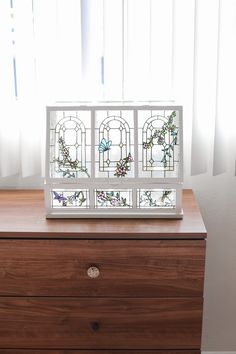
0;0;82;178
191;0;219;175
0;0;235;181
212;0;236;175
0;1;19;177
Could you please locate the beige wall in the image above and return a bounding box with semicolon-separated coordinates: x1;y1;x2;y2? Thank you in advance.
186;174;236;351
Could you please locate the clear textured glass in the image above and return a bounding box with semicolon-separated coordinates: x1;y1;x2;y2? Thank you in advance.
46;105;182;217
95;189;132;208
49;110;91;178
138;109;180;178
95;110;134;178
138;189;176;208
51;189;89;208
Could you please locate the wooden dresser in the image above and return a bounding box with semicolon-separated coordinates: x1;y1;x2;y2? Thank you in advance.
0;189;206;354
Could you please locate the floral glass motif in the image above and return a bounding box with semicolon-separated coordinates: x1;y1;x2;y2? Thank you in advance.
138;189;176;209
138;110;180;178
51;189;89;208
46;105;183;218
49;110;91;178
95;190;132;208
95;110;134;178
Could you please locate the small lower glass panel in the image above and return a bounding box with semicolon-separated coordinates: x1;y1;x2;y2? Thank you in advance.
138;189;176;208
51;189;89;208
95;189;132;208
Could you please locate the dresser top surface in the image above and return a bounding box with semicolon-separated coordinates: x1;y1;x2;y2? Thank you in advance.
0;189;206;239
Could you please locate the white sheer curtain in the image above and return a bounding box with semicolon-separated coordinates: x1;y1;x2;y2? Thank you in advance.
0;0;82;179
189;0;236;176
0;0;236;183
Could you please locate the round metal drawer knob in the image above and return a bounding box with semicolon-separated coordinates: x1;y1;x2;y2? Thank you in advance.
87;266;100;278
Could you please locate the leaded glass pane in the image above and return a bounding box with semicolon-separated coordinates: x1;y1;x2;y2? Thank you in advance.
138;110;180;178
49;110;91;178
95;110;134;178
51;189;89;208
45;105;183;218
138;189;176;208
95;189;132;208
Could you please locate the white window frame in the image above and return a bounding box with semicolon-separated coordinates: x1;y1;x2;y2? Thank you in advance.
45;104;183;218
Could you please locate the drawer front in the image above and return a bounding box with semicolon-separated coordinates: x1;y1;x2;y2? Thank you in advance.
0;240;205;297
0;297;203;349
0;351;201;354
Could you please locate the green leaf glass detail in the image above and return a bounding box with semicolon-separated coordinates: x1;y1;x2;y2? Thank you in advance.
143;111;178;168
97;191;131;207
114;153;133;177
54;137;90;178
140;190;173;208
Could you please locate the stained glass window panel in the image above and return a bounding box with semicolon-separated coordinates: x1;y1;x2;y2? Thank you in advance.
51;189;89;208
95;189;132;208
49;110;91;178
138;189;176;208
45;105;183;218
138;109;180;178
95;110;134;178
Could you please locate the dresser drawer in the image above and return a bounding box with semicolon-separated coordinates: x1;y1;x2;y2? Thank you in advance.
0;240;205;297
0;351;201;354
0;297;202;349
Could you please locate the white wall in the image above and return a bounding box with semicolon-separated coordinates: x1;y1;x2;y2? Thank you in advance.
186;173;236;351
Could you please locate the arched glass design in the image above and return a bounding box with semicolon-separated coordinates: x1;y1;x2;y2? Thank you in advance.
138;110;180;178
50;113;91;178
95;111;134;178
99;116;130;171
46;105;183;218
143;115;175;170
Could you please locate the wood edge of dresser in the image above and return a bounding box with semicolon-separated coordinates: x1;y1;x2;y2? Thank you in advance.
0;231;207;239
0;351;201;354
0;189;207;239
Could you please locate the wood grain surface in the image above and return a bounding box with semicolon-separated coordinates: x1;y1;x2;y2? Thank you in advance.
0;349;200;354
0;351;201;354
0;297;203;349
0;189;206;352
0;190;207;239
0;240;205;297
